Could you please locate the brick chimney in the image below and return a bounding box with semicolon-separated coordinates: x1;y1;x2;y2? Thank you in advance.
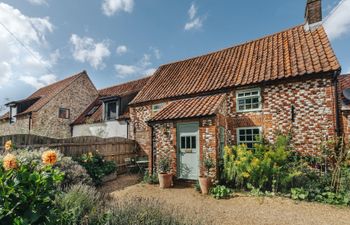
304;0;322;31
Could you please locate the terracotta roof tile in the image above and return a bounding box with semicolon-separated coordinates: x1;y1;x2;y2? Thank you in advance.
149;94;225;122
0;112;9;121
131;25;340;105
72;77;150;125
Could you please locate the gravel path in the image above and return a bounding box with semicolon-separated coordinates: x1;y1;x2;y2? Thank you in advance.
110;180;350;225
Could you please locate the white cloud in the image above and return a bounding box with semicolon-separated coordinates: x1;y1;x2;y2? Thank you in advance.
324;0;350;40
115;54;156;78
102;0;134;16
70;34;110;70
19;74;57;89
150;47;161;59
184;2;205;31
0;3;56;89
116;45;128;55
27;0;48;6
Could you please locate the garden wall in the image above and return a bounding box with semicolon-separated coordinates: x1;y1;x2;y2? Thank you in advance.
0;134;140;174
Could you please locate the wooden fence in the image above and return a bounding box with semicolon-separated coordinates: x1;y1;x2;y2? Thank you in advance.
0;134;140;173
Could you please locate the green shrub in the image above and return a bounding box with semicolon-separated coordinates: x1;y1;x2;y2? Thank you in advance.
194;181;201;193
210;185;232;199
75;152;117;186
143;171;159;184
0;151;64;224
55;184;102;225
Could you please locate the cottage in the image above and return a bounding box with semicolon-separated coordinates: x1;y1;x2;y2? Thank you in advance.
0;71;98;138
71;77;150;138
128;0;341;180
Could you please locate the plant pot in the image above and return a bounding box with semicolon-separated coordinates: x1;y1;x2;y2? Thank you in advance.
199;176;212;195
158;173;172;188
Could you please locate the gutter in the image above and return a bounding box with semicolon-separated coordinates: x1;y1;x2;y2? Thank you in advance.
333;69;342;137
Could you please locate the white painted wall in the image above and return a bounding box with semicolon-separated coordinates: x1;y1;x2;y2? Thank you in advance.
72;120;128;138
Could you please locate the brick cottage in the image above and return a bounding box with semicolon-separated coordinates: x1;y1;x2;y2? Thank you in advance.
0;71;98;138
128;0;341;180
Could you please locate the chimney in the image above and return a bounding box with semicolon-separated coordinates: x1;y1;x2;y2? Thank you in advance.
304;0;322;31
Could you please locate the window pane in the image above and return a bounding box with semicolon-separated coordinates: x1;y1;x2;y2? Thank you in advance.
246;135;252;141
239;130;245;135
238;93;244;97
107;102;117;120
252;103;259;109
246;104;252;110
252;98;259;103
239;135;245;141
245;92;251;96
186;136;191;148
181;137;186;149
252;91;258;95
191;136;196;149
253;129;260;135
246;129;252;135
239;105;245;111
246;99;252;104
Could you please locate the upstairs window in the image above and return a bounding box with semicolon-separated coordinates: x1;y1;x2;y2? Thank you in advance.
237;127;262;149
105;101;119;121
9;106;17;124
236;88;261;112
152;103;164;114
59;108;70;119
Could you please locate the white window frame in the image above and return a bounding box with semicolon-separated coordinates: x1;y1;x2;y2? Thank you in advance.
152;103;164;114
236;88;262;112
237;127;262;149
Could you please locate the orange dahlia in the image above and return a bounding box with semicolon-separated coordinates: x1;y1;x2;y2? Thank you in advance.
3;154;17;170
42;150;58;165
4;140;12;151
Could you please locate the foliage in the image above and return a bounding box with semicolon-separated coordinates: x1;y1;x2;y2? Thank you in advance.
210;185;232;199
223;135;291;192
203;156;214;177
194;181;201;193
143;171;159;184
75;152;117;186
0;150;64;224
158;154;171;173
291;187;350;205
56;184;204;225
55;184;102;225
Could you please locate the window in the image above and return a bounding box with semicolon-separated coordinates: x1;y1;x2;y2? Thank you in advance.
180;135;197;151
9;106;17;124
237;127;262;149
104;101;119;121
59;108;70;119
152;103;164;114
236;88;261;112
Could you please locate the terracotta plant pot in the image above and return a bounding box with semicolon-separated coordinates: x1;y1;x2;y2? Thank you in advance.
158;173;172;188
199;176;212;195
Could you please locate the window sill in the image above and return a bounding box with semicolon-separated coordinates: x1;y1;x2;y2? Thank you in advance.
236;109;262;113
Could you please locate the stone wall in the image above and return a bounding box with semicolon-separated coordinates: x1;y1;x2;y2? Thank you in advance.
226;77;337;155
32;75;98;138
0;116;30;136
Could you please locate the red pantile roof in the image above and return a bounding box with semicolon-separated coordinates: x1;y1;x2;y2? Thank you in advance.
0;112;9;121
149;94;225;122
72;77;149;125
0;71;89;120
131;25;340;105
99;77;150;97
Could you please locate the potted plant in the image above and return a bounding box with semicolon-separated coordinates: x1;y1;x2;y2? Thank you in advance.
158;154;172;188
199;155;214;194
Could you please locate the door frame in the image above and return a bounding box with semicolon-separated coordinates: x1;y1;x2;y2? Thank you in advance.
176;122;200;180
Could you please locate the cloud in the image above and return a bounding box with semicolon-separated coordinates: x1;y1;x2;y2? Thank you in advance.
102;0;134;16
70;34;110;70
19;74;57;89
0;3;56;89
150;47;161;59
27;0;48;6
324;0;350;40
116;45;128;55
184;2;205;31
115;54;156;78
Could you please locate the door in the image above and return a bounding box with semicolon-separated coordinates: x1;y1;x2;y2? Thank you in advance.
177;122;199;180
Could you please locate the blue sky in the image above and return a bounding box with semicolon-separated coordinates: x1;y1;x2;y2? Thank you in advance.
0;0;349;110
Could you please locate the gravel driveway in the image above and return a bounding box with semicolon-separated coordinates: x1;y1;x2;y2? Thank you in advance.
110;181;350;225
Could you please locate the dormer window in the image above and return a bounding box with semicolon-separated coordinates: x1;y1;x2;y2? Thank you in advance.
9;106;17;124
104;100;119;121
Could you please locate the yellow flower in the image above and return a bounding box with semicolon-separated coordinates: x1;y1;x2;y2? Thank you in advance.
4;140;12;151
251;158;260;167
3;154;17;170
42;150;58;165
224;146;232;156
88;152;93;157
242;172;250;178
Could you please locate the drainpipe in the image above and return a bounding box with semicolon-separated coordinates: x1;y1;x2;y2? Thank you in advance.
150;125;155;175
28;113;32;134
333;69;341;137
126;120;129;139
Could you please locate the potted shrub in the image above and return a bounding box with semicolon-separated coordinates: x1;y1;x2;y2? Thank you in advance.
158;155;172;188
199;156;214;194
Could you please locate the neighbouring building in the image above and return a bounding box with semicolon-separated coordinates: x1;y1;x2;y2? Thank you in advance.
128;0;341;180
71;77;150;138
338;74;350;142
0;71;98;138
